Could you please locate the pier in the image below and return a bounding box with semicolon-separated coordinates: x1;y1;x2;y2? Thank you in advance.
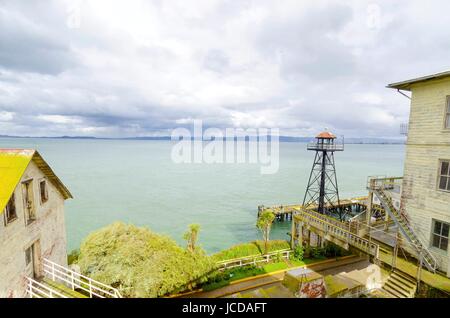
258;196;370;223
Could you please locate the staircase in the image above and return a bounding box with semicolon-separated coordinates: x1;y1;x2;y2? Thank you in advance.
382;270;417;298
368;177;437;273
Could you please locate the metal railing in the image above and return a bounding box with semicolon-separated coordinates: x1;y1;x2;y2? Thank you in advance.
26;277;68;298
367;177;438;272
43;258;122;298
307;143;344;151
294;208;380;258
216;249;291;270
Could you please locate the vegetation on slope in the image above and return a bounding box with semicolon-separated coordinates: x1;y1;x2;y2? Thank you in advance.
212;240;290;262
76;222;214;297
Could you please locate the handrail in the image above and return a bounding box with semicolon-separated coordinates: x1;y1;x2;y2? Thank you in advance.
367;179;438;272
294;208;379;258
307;143;344;151
26;277;68;298
43;258;122;298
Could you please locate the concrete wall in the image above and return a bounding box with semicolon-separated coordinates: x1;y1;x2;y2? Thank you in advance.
0;161;67;297
401;77;450;276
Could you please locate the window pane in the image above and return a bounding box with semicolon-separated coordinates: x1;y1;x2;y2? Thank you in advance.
25;248;32;265
440;238;448;251
439;176;448;190
432;234;441;248
442;161;450;176
434;221;442;235
442;223;450;237
447;114;450;129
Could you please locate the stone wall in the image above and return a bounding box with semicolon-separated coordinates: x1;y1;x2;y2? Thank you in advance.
0;160;68;297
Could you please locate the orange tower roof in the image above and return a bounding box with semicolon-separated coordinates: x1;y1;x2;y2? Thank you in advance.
316;131;336;139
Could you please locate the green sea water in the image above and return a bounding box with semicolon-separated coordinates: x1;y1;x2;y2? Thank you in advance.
0;138;405;253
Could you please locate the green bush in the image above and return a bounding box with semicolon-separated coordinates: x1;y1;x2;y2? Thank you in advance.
323;242;351;258
212;240;290;261
67;249;80;265
292;245;304;261
77;222;214;298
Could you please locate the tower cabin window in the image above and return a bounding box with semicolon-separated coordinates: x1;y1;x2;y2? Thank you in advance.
432;220;449;251
40;180;48;204
439;160;450;191
4;193;17;224
446;97;450;129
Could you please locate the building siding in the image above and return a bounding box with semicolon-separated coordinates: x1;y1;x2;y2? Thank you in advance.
400;77;450;276
0;161;67;297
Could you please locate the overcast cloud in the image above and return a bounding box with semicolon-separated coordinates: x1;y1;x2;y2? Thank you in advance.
1;0;450;138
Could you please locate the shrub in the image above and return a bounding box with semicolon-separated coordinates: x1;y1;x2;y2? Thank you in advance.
77;222;214;298
67;249;80;265
293;245;304;261
212;240;290;261
311;247;326;259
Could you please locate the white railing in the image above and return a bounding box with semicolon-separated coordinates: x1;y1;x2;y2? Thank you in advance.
294;208;380;258
307;143;344;151
216;249;291;270
43;258;122;298
26;277;68;298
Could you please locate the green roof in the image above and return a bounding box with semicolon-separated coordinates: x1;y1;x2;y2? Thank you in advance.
0;149;72;214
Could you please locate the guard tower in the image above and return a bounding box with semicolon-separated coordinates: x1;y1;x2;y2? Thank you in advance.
302;131;344;219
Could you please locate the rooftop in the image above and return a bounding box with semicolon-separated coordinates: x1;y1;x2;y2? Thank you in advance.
316;131;336;139
0;149;72;214
387;70;450;91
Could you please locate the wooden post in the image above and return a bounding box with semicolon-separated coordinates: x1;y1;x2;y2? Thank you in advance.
417;250;423;290
366;190;373;228
392;229;400;268
291;218;296;249
298;222;303;248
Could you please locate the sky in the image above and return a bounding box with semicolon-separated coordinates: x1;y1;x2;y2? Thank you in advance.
1;0;450;138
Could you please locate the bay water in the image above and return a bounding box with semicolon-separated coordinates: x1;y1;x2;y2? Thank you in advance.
0;138;404;254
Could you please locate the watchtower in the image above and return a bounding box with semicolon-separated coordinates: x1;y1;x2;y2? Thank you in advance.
302;131;344;219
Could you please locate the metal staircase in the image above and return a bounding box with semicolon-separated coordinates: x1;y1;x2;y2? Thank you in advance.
368;177;437;272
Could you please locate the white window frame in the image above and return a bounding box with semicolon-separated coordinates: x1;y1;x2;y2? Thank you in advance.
431;219;449;252
438;160;450;192
3;193;18;225
39;178;48;205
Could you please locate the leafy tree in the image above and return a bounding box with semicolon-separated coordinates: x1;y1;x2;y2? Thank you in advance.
183;223;201;253
256;210;275;254
77;222;214;298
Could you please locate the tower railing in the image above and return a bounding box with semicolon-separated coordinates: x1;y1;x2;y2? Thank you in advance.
306;143;344;151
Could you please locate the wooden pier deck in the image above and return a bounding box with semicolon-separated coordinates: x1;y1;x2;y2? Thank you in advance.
258;196;369;222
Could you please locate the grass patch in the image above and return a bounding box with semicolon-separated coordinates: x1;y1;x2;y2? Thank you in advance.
212;240;290;261
262;261;289;272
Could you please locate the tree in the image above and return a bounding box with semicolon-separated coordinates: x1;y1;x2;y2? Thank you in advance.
77;222;214;297
183;223;201;253
256;210;275;254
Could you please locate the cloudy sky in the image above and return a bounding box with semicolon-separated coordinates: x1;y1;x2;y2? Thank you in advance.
0;0;449;138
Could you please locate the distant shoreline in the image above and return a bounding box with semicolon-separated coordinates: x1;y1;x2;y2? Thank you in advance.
0;135;405;145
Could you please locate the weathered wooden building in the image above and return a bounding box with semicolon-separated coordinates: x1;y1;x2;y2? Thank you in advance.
388;71;450;276
0;149;72;297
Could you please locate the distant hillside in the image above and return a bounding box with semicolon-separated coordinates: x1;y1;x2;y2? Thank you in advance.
0;135;405;144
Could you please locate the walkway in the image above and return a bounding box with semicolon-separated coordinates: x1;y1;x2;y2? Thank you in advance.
184;255;366;298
